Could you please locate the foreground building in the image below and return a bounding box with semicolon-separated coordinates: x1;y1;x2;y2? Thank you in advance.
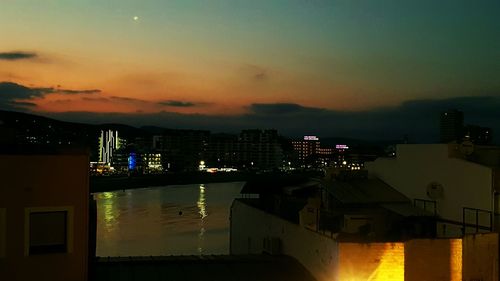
0;148;92;281
367;144;500;236
231;144;500;281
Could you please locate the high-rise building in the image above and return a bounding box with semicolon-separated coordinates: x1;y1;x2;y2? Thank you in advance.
98;130;124;163
153;129;209;171
238;129;283;169
439;109;464;143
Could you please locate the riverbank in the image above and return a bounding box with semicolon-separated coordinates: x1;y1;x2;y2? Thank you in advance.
90;171;323;193
90;172;248;193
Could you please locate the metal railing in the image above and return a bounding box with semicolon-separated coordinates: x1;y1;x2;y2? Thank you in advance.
462;207;492;234
414;198;437;216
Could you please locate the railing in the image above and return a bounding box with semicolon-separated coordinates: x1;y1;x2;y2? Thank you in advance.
462;207;492;234
414;198;437;216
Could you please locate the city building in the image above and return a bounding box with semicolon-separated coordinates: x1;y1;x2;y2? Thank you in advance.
98;130;124;164
292;136;321;164
238;129;283;170
440;109;464;143
153;129;210;171
204;133;239;168
0;149;92;281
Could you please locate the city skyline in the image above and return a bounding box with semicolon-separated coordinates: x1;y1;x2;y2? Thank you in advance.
1;0;500;140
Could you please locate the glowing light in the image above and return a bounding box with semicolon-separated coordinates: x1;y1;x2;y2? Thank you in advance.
304;135;319;141
450;239;462;281
197;184;207;255
133;16;139;21
339;243;404;281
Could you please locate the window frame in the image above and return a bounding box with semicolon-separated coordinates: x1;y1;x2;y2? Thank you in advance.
24;206;74;256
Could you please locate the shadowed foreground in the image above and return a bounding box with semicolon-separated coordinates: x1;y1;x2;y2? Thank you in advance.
94;255;317;281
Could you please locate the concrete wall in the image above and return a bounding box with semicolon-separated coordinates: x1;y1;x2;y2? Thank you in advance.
463;233;499;281
0;154;89;281
367;144;493;227
339;242;404;281
405;239;462;281
231;199;339;281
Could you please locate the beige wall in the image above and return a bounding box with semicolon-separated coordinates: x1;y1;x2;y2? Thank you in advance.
463;233;499;281
367;144;493;227
0;154;89;281
405;239;462;281
339;242;404;281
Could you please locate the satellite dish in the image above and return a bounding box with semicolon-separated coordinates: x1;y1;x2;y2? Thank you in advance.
460;141;475;156
427;182;444;199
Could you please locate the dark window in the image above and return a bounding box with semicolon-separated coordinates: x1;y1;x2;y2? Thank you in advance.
29;211;67;255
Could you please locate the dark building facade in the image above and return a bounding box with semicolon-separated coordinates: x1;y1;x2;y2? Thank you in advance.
153;129;210;171
440;109;464;143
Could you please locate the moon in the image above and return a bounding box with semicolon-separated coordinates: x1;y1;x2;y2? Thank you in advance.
133;16;139;21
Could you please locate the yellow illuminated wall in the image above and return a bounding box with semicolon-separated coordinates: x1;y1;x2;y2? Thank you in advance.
339;239;464;281
338;243;404;281
404;239;462;281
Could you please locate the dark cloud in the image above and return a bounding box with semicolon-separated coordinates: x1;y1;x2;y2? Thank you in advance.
41;95;500;143
110;96;147;103
0;51;37;61
82;97;110;102
249;103;322;115
254;72;268;81
0;81;101;111
57;89;101;95
159;100;196;107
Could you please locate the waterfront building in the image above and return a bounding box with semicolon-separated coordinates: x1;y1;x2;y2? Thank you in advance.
153;129;209;171
98;130;124;164
238;129;283;170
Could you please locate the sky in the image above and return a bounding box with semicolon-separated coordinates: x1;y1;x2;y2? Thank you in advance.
1;0;499;141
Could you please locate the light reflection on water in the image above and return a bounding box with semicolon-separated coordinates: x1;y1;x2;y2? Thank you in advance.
94;182;244;256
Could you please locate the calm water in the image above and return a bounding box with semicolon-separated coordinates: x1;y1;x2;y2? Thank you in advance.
94;182;244;256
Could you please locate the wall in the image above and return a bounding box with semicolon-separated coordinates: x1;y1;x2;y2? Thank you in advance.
463;233;499;281
338;242;404;281
366;144;493;227
405;239;462;281
232;200;499;281
0;154;89;281
231;199;339;281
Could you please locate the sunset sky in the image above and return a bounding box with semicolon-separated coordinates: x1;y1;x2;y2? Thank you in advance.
1;0;499;140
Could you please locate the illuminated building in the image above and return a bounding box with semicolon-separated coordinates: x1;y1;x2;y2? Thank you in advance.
291;136;338;167
98;130;124;164
292;136;321;164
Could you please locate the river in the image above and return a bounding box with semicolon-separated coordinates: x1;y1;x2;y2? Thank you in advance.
94;182;245;256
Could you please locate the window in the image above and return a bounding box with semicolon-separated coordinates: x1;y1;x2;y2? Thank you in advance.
0;208;5;258
25;207;73;256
